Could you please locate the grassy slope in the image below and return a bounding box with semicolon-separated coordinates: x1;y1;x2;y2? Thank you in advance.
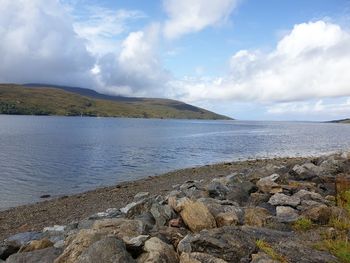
329;119;350;124
0;84;231;120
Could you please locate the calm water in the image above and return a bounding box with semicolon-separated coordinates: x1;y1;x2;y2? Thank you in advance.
1;115;350;209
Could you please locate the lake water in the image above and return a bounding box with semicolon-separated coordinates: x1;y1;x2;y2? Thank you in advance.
1;115;350;210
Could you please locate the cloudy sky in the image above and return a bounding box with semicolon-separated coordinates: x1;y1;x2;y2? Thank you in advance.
1;0;350;121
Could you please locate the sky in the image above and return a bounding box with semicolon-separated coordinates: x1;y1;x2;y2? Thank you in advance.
1;0;350;121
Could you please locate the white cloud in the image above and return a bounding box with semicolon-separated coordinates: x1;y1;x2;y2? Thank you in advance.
96;24;171;96
73;6;146;55
163;0;238;39
267;98;350;120
174;21;350;104
0;0;95;87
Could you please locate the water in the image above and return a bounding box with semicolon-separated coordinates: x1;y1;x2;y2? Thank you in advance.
0;115;350;210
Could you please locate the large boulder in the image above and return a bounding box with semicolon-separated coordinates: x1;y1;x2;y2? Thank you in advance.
77;236;135;263
137;237;178;263
225;182;257;205
180;200;216;232
7;247;62;263
177;226;256;262
150;203;173;227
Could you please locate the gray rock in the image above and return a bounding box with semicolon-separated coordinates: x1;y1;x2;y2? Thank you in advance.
120;198;153;219
276;206;299;222
180;252;228;262
225;181;257;205
291;163;322;180
207;180;229;199
5;232;44;247
134;192;150;201
6;247;62;263
150;203;173;227
293;190;324;202
268;193;300;207
177;226;256;262
77;236;135;263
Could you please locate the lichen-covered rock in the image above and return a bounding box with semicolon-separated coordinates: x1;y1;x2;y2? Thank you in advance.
77;236;135;263
54;229;105;263
268;193;300;207
19;238;53;252
137;237;178;263
244;207;271;227
180;200;216;232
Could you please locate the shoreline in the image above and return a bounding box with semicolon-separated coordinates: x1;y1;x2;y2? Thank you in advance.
0;156;308;241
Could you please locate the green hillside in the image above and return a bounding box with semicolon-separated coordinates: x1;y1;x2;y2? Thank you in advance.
0;84;231;120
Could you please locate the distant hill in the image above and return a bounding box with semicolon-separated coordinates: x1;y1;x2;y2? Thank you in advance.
328;118;350;124
0;84;232;120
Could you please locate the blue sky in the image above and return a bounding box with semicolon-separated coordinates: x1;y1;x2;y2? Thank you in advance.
1;0;350;120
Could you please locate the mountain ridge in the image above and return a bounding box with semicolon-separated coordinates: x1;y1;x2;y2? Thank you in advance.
0;84;232;120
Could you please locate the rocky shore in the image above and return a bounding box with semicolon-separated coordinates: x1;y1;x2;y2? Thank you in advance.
1;152;350;262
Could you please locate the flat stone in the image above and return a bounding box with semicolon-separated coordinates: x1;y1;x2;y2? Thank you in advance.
5;232;44;246
180;200;216;232
134;192;150;201
276;206;299;223
268;193;300;207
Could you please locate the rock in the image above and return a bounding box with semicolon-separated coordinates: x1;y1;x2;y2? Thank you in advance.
43;225;66;234
77;236;135;263
180;200;216;232
168;197;190;213
341;151;350;159
134;192;150;201
256;174;282;194
120;198;153;218
20;238;54;252
92;218;145;241
180;252;228;263
226;182;257;205
124;235;149;256
248;193;270;206
5;232;44;246
207;180;229;199
244;207;271;227
276;206;299;222
169;218;184;228
268;193;300;207
137;237;178;263
177;226;256;262
215;212;239;227
293;190;324;202
291;163;322;180
0;241;20;260
54;229;106;263
88;208;122;220
7;247;62;263
150;203;173;227
250;252;279;263
302;205;331;224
